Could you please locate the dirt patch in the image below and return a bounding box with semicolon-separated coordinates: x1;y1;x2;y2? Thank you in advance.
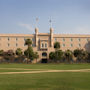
0;69;90;74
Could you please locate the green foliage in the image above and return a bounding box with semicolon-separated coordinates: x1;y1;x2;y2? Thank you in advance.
24;46;34;60
34;52;39;59
49;50;63;62
64;50;73;63
25;39;32;47
16;48;23;56
74;49;88;62
34;52;39;63
5;50;15;56
3;50;15;62
49;52;55;60
0;50;4;56
54;50;63;61
54;42;60;50
73;49;82;57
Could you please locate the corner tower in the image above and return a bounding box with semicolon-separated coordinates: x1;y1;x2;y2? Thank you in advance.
35;27;38;47
50;27;53;47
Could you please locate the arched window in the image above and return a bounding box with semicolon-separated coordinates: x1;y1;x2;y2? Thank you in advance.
45;43;47;47
42;52;47;57
41;43;44;48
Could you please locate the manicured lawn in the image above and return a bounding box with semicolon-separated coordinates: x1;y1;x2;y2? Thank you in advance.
0;64;90;90
0;63;90;70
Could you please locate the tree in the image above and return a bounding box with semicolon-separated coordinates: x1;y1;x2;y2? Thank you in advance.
53;42;61;62
25;39;32;48
49;52;55;61
0;50;4;63
16;48;22;56
64;50;73;63
73;49;88;63
49;50;63;62
87;52;90;63
34;52;39;63
54;50;63;62
16;48;23;63
4;50;15;63
24;39;33;63
0;50;4;56
24;46;34;63
54;42;60;51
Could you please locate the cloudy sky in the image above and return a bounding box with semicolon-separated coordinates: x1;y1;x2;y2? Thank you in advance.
0;0;90;34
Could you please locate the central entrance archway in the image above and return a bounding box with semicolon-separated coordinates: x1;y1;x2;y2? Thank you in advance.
41;52;48;63
41;58;48;63
42;52;47;57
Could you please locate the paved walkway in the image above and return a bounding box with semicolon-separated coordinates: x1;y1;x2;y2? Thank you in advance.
0;68;90;74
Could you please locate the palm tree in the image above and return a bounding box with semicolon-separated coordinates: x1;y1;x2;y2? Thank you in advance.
54;42;60;51
54;42;61;62
54;50;63;62
16;48;22;56
49;52;55;61
24;46;34;63
16;48;23;63
64;50;73;63
25;39;32;48
24;39;33;63
73;49;88;63
49;50;63;63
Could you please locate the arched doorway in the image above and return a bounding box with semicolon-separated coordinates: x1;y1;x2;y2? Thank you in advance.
41;52;47;63
41;58;48;63
42;52;47;57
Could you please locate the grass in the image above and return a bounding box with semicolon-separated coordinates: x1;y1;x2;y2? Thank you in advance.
0;63;90;70
0;63;90;90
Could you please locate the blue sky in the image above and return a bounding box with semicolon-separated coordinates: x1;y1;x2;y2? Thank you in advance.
0;0;90;34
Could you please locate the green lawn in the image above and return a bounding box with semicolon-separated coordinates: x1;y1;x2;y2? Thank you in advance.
0;63;90;70
0;64;90;90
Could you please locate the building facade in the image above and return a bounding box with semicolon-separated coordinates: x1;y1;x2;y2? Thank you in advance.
0;28;90;63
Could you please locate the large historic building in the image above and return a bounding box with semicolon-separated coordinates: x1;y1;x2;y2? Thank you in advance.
0;27;90;63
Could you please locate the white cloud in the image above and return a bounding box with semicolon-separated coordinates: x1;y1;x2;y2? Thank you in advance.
18;23;34;31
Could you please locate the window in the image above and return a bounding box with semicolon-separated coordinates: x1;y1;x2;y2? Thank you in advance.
62;44;65;47
42;52;47;57
79;44;81;47
24;44;26;46
41;43;44;48
24;38;26;41
16;43;18;47
63;38;65;41
55;38;57;42
78;38;81;41
87;38;89;42
8;43;10;47
70;44;73;47
32;38;34;42
71;38;73;41
8;37;10;41
32;44;34;47
16;38;18;41
45;43;47;48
